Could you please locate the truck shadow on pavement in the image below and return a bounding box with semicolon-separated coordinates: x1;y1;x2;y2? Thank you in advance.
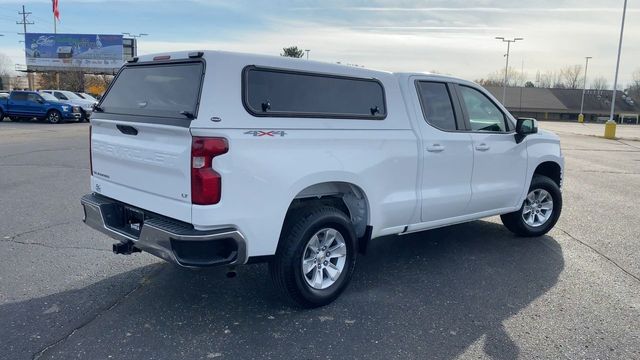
1;220;564;360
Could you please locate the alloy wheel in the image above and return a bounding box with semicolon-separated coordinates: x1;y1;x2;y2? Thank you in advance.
522;189;553;227
301;228;347;290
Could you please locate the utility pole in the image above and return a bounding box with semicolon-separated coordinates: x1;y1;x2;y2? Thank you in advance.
579;56;592;123
17;5;34;90
305;49;310;60
495;37;524;105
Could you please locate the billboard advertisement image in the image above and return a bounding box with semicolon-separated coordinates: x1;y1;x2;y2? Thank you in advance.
25;33;124;73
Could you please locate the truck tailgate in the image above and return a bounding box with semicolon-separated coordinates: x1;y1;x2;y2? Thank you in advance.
90;118;192;223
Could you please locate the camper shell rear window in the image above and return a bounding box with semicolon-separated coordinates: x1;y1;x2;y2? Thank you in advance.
100;60;205;119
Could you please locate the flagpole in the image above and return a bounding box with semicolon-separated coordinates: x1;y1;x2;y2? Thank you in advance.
53;0;56;34
53;0;59;90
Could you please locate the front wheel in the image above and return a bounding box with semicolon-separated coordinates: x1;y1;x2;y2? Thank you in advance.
46;110;62;124
501;175;562;237
269;205;357;308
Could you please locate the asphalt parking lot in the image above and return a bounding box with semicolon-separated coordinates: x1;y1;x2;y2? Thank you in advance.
1;121;639;359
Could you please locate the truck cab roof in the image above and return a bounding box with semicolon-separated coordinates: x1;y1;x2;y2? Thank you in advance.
132;50;473;85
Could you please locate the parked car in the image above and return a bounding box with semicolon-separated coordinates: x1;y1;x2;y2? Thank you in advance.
81;51;564;307
0;90;82;123
40;89;96;121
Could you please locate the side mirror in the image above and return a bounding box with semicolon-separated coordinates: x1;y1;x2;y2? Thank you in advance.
36;98;45;104
515;117;538;143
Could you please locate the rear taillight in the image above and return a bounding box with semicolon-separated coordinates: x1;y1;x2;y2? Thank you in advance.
191;137;228;205
89;125;93;175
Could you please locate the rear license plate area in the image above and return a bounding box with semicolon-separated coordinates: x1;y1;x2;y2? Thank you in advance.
123;206;144;237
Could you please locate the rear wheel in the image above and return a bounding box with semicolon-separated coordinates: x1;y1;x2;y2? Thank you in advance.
269;205;357;308
0;109;4;122
46;110;62;124
501;175;562;237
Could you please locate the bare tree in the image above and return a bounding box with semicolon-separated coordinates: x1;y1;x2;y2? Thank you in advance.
0;53;13;76
85;74;112;96
627;68;640;101
479;67;527;87
537;70;559;88
591;76;609;90
0;53;13;89
559;65;583;89
37;68;86;91
475;78;502;87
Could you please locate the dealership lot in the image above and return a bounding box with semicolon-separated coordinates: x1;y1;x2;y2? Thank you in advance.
1;121;639;359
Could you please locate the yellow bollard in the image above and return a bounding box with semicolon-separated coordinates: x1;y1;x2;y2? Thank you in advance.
604;120;617;139
578;114;584;123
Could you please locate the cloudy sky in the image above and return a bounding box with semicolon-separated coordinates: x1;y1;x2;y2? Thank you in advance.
0;0;638;85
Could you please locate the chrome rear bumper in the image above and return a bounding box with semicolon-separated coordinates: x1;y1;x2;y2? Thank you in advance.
81;193;247;268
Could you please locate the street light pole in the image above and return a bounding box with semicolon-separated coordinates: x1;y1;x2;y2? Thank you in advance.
305;49;310;60
579;56;592;123
495;37;523;104
605;0;627;139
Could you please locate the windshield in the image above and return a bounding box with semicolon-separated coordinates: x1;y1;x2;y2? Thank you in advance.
80;93;98;102
63;91;83;100
100;61;203;118
39;92;59;101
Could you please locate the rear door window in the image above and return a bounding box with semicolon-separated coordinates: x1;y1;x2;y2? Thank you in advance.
244;66;386;119
11;92;28;101
100;61;204;118
416;81;458;131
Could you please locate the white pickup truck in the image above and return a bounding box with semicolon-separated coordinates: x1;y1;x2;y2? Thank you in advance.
81;50;563;307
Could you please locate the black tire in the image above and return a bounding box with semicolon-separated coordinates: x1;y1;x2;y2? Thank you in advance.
9;116;21;122
269;205;357;308
46;110;62;124
501;175;562;237
0;110;4;122
80;110;88;122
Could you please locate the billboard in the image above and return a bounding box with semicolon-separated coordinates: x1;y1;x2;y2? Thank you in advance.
25;33;124;73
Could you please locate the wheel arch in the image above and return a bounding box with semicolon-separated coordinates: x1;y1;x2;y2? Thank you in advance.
287;181;370;240
533;161;562;188
515;156;564;209
46;108;61;116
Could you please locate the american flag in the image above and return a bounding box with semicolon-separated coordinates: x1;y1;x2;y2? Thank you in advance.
53;0;60;20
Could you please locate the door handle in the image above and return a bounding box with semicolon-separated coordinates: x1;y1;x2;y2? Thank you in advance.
475;143;490;151
116;124;139;136
426;144;445;153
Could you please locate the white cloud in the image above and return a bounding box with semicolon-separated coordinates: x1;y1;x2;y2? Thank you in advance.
1;1;639;86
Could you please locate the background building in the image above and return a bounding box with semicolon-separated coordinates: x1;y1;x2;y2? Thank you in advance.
484;86;640;123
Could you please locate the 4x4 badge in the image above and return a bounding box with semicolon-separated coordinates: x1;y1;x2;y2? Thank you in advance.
244;130;287;137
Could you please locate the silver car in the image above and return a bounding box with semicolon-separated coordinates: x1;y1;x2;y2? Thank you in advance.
40;90;97;122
